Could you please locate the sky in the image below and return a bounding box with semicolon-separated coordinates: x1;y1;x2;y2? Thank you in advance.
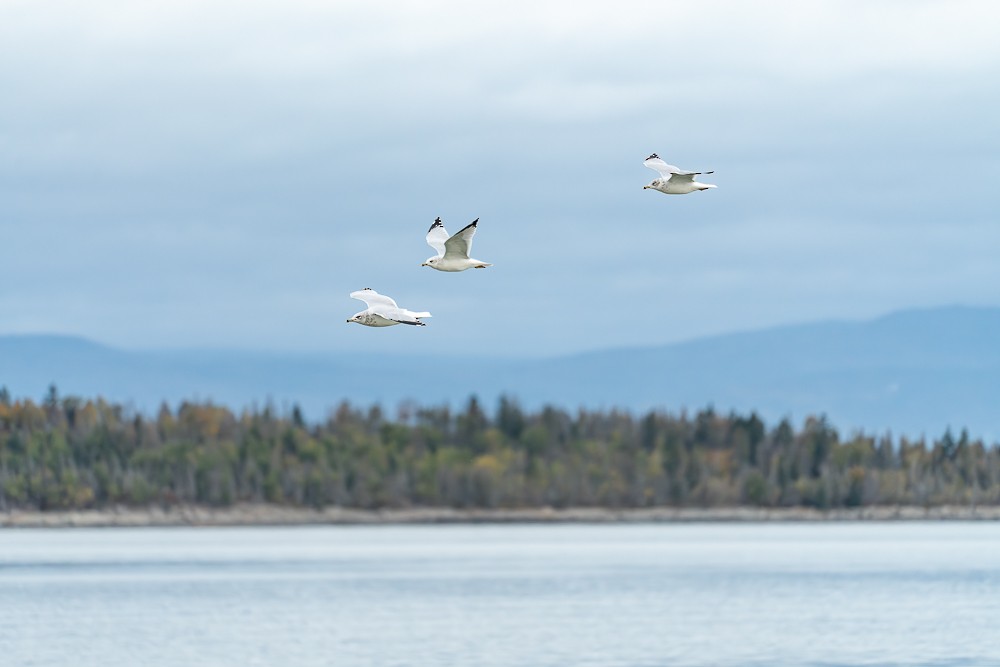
1;0;998;358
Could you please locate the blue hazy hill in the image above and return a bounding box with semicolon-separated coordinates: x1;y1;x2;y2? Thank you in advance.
1;306;997;438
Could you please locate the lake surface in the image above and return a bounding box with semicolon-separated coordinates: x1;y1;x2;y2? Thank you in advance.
1;522;998;666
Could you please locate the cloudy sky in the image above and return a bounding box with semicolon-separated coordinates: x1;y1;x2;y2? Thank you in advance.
1;0;998;357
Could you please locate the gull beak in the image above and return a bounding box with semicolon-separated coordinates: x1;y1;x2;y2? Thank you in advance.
420;262;428;267
643;185;649;190
346;319;352;323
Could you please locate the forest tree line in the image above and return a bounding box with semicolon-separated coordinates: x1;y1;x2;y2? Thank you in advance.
1;386;998;511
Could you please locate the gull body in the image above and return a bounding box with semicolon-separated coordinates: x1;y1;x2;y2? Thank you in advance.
346;288;431;327
642;153;716;195
421;217;492;272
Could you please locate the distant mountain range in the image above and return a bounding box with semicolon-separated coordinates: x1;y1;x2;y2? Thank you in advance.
1;305;998;439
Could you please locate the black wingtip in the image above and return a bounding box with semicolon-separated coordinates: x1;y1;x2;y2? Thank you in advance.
457;218;479;233
646;153;659;160
427;217;443;233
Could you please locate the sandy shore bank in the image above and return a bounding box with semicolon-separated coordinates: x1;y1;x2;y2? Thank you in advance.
3;504;1000;527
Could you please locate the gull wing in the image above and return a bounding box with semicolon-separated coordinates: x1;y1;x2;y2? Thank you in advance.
644;153;681;178
667;169;715;184
385;308;430;326
425;217;449;257
644;153;714;180
668;172;697;183
443;219;478;260
350;288;398;309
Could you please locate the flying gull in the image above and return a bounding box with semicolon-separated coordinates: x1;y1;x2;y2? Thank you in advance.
642;153;716;195
421;217;493;272
346;288;431;327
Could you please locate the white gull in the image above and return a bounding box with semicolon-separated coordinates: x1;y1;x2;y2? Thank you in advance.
421;217;492;272
642;153;716;195
346;288;431;327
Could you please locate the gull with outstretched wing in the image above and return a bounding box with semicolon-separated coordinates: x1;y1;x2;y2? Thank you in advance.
346;288;431;327
421;217;493;272
642;153;716;195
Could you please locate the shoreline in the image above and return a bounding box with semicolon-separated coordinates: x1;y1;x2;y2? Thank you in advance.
3;504;1000;527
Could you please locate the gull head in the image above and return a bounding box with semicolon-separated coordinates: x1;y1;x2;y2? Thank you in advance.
347;314;362;325
422;257;439;268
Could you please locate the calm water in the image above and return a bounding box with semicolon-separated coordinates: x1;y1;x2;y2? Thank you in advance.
1;522;998;667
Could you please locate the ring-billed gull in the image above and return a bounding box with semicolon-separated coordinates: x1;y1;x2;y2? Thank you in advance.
642;153;716;195
421;217;493;272
346;288;431;327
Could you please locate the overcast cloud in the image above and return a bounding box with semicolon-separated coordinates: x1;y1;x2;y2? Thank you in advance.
1;0;998;357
